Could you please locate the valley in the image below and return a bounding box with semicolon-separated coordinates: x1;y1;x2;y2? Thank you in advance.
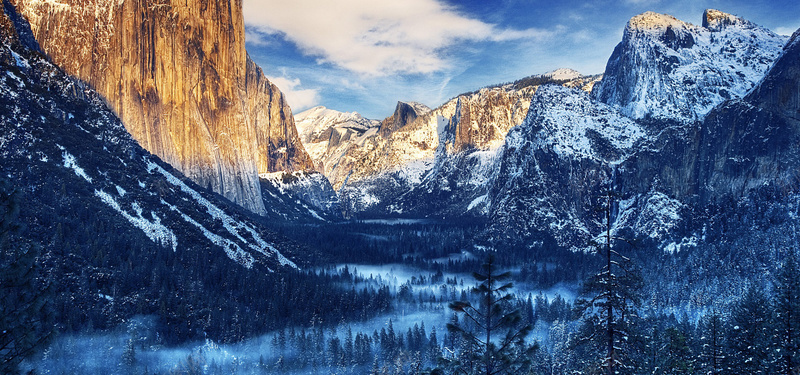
2;0;800;373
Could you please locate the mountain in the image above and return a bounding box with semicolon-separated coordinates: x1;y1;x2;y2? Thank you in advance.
697;28;800;203
295;106;381;183
7;0;315;215
486;85;649;249
0;0;337;340
332;71;599;217
593;9;785;123
318;9;794;255
483;11;795;251
1;0;300;273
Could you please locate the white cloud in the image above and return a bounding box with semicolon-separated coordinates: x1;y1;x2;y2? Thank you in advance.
775;26;800;36
244;29;271;46
243;0;551;76
265;75;320;112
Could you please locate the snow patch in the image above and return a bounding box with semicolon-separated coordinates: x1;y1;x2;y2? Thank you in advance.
94;190;178;251
58;145;92;182
160;200;255;269
467;194;488;211
663;235;699;254
147;159;297;269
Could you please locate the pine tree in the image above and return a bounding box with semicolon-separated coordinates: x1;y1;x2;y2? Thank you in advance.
443;254;537;375
727;284;773;374
773;249;800;375
697;311;726;374
0;178;53;373
573;188;643;374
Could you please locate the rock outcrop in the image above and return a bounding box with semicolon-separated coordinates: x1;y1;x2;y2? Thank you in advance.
592;10;785;123
8;0;314;215
333;72;597;217
696;28;800;202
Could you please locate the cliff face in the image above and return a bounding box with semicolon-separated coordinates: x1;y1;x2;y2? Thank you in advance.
9;0;313;215
592;10;785;123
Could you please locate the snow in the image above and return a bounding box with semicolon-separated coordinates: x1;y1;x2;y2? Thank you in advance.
10;49;30;69
627;12;686;33
596;10;786;123
467;194;488;211
663;235;699;254
58;146;92;182
115;185;126;196
6;71;24;86
402;101;432;116
160;199;255;269
633;192;684;239
526;85;646;163
147;159;298;269
94;190;178;252
543;68;583;81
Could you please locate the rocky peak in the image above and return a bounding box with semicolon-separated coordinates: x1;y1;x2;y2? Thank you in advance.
378;101;431;137
702;9;748;32
542;68;583;81
593;10;785;122
8;0;315;215
627;11;689;33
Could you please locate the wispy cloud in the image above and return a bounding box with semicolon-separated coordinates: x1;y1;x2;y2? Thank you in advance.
243;0;552;76
265;75;320;112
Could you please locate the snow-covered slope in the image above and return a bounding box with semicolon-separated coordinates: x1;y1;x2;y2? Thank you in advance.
485;85;651;249
0;5;301;271
260;170;342;221
592;9;786;123
294;106;381;186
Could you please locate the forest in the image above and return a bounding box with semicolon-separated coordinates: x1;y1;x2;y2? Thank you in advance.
2;171;799;374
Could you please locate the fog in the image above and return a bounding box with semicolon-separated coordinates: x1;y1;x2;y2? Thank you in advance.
27;261;576;374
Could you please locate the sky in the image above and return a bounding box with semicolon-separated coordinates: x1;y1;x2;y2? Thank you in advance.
242;0;800;120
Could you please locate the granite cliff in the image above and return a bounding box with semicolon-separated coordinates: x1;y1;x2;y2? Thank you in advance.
8;0;314;215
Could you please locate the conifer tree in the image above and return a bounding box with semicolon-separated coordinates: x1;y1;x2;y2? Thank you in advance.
773;249;800;375
0;178;53;373
573;187;643;374
727;284;773;374
443;254;537;375
697;311;726;374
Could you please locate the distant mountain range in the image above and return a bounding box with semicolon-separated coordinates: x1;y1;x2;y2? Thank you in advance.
295;9;800;256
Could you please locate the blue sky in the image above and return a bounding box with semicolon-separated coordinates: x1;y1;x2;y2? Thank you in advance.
243;0;800;119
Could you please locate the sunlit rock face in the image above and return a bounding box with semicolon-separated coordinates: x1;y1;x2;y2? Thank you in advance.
9;0;314;215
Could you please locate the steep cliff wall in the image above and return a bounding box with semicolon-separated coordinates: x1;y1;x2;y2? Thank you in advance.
9;0;313;215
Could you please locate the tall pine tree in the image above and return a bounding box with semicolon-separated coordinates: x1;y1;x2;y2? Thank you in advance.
573;187;643;374
443;254;537;375
727;284;773;374
0;178;53;373
773;249;800;375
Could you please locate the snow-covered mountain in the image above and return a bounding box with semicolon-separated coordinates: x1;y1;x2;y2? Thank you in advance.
1;3;302;271
483;12;799;250
313;71;596;217
486;85;650;249
592;9;786;123
318;9;800;256
294;106;381;187
7;0;315;215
